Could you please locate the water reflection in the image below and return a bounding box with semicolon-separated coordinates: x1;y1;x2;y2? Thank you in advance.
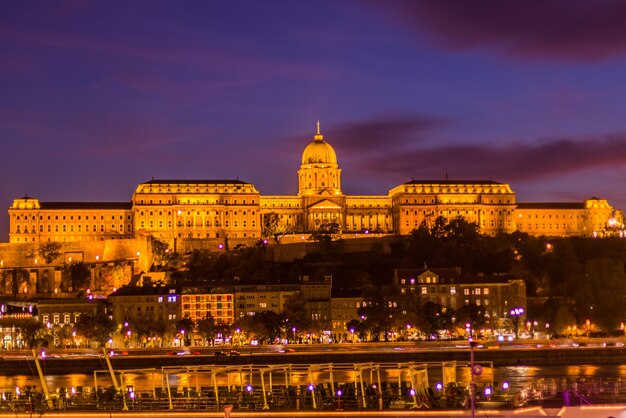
0;364;623;395
565;365;599;376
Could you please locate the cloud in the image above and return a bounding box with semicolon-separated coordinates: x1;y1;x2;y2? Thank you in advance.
328;115;445;154
375;0;626;61
358;134;626;183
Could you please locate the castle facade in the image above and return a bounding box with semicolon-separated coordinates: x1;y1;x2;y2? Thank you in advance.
8;125;619;244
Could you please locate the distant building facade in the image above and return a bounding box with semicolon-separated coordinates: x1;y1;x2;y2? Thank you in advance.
394;268;526;327
37;298;108;347
330;295;363;341
516;199;615;237
234;284;299;318
8;125;620;244
180;287;234;325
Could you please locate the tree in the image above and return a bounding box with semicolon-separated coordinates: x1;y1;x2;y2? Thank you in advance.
572;258;626;332
358;284;404;341
421;302;455;336
133;315;167;347
9;268;30;299
456;303;487;334
263;212;293;244
176;318;195;346
75;314;118;347
232;315;255;344
61;262;91;292
250;311;285;343
196;314;218;346
22;320;52;348
283;292;311;332
38;242;62;264
151;238;169;268
309;221;341;245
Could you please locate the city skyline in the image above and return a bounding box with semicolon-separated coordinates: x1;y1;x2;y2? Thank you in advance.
3;1;626;241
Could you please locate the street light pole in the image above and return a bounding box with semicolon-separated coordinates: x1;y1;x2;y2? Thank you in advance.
509;307;525;338
470;340;477;418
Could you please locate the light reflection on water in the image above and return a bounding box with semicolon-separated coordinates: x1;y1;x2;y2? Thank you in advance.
0;365;622;394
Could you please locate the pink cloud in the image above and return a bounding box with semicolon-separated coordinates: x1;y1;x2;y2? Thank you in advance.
375;0;626;61
359;134;626;183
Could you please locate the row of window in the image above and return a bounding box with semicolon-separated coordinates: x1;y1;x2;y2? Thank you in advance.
42;313;80;325
138;198;256;205
520;213;580;219
15;214;129;221
400;276;440;285
519;223;580;230
139;210;257;217
15;224;132;234
401;286;507;296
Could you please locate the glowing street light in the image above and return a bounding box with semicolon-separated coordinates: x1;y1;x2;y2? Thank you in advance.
509;307;524;338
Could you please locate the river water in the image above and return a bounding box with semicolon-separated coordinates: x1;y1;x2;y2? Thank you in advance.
1;363;624;397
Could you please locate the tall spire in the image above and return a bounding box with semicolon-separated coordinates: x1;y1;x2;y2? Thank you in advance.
314;120;324;141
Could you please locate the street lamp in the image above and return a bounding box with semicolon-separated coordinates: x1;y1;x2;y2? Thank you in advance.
350;328;355;343
509;307;524;338
292;327;296;344
469;340;482;418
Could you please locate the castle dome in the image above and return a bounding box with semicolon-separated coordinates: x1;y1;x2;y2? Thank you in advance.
301;122;338;166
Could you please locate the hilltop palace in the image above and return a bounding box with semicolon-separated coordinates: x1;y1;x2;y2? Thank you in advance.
7;124;621;245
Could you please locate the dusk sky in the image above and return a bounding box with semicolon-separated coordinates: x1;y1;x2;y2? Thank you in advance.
2;0;626;241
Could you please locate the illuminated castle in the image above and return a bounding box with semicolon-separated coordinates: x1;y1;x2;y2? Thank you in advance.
8;124;618;244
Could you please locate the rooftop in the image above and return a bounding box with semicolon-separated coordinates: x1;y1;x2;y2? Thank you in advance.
517;202;585;209
39;202;132;210
141;179;250;185
404;180;503;185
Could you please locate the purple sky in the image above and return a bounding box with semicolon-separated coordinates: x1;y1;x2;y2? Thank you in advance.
2;0;626;241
